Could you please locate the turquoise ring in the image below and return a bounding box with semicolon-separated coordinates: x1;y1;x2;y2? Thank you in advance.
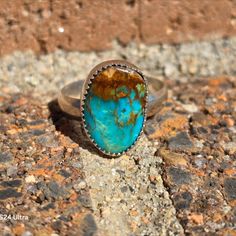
58;60;167;157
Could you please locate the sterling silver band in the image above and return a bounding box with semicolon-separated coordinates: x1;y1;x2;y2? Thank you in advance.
58;76;167;118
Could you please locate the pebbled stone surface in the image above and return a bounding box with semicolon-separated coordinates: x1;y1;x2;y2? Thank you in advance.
0;37;236;235
0;94;95;235
151;77;236;235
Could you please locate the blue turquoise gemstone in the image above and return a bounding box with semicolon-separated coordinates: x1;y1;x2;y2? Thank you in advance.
83;66;147;154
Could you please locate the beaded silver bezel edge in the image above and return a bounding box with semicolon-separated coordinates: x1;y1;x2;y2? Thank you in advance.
80;60;148;157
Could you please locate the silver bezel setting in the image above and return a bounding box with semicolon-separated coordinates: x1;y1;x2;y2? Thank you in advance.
80;60;148;157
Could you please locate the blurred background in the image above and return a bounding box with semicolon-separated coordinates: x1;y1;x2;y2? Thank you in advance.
0;0;236;54
0;0;235;94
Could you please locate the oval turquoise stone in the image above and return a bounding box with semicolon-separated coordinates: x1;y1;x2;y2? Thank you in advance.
83;66;146;154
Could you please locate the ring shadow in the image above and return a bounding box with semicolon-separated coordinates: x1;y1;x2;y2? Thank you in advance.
48;99;115;158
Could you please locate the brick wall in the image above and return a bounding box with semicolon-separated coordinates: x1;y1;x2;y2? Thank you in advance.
0;0;236;55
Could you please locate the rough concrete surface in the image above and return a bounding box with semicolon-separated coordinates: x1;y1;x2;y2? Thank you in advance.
80;136;183;236
0;37;236;235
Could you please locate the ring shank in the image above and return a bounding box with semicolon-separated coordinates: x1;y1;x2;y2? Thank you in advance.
58;77;167;118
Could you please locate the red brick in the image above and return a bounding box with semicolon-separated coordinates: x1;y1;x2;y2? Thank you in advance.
0;0;236;55
140;0;236;44
0;0;139;55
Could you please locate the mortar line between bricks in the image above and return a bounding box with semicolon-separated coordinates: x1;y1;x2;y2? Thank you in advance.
137;0;143;43
212;39;231;76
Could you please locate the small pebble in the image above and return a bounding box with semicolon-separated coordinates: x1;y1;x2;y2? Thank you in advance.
7;166;18;176
25;175;36;183
74;181;87;191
